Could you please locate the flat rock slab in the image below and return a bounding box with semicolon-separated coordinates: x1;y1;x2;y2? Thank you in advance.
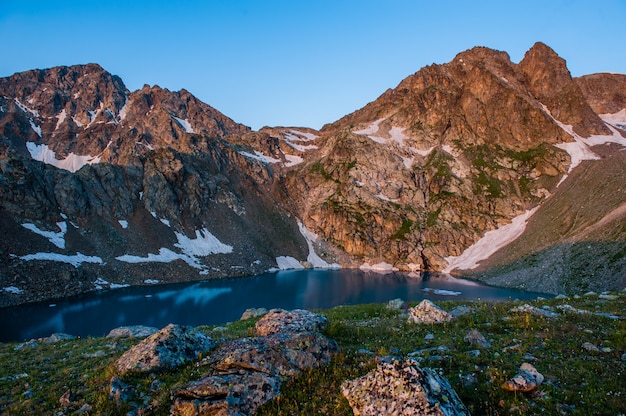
254;308;329;336
106;325;159;338
115;324;214;375
341;357;470;416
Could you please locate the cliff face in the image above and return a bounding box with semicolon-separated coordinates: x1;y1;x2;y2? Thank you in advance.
284;42;617;271
1;42;625;306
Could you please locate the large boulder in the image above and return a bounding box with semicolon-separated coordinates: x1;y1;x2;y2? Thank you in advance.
341;358;470;416
172;309;339;415
114;324;214;375
254;308;329;336
407;300;454;324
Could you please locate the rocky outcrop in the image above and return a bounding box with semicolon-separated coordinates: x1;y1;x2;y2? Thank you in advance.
341;357;470;416
501;363;544;392
407;300;454;324
114;324;214;375
171;309;339;415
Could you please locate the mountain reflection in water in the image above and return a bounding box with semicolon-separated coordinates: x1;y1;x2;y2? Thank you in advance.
0;269;548;342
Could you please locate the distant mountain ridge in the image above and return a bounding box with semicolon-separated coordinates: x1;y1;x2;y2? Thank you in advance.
1;42;625;306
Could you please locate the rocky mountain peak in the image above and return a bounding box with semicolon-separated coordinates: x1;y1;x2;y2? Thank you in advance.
519;42;610;137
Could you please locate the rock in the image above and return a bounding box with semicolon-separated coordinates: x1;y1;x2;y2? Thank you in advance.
109;376;133;406
172;309;339;415
599;293;619;300
582;342;601;352
424;333;435;341
386;298;405;310
467;350;481;358
341;357;470;415
459;373;478;388
240;307;268;320
509;304;559;318
407;300;454;324
172;371;281;416
502;363;544;392
106;325;159;338
114;324;214;375
59;389;72;407
41;333;76;343
622;352;626;361
254;308;329;336
464;329;491;348
449;305;471;316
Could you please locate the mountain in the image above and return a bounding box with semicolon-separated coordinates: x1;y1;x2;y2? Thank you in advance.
1;43;625;306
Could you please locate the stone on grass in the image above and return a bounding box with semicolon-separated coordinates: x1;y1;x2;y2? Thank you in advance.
106;325;158;338
115;324;214;375
341;358;470;416
464;329;491;348
502;363;544;392
240;307;268;320
449;305;471;317
407;300;454;324
254;308;329;336
386;298;405;310
509;304;559;318
582;342;601;352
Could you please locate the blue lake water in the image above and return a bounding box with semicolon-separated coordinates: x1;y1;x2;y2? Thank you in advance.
0;269;549;342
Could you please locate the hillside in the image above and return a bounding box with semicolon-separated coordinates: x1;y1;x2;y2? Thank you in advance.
1;42;625;306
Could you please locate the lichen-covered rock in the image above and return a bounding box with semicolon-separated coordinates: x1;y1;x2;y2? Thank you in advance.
341;358;470;415
240;307;268;320
254;308;329;336
115;324;213;375
502;363;544;392
106;325;159;338
510;304;559;318
464;329;491;348
407;300;454;324
173;309;339;415
171;371;280;416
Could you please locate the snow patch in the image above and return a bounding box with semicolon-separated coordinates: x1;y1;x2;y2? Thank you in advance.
26;142;104;173
160;218;171;227
285;154;304;167
239;150;281;164
298;222;340;269
415;146;435;157
444;207;538;273
174;228;233;257
14;98;39;117
72;116;84;127
275;256;304;270
118;97;129;121
20;252;103;268
172;115;196;133
21;222;67;249
29;120;42;137
542;105;626;178
3;286;24;295
389;126;410;146
118;220;129;229
354;118;385;136
55;109;67;130
116;228;232;271
144;279;160;284
422;288;462;296
288;129;318;141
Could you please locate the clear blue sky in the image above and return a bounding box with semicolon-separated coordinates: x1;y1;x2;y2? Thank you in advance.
1;0;624;130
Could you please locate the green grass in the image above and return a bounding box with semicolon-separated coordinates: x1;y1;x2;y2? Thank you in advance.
0;294;624;415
